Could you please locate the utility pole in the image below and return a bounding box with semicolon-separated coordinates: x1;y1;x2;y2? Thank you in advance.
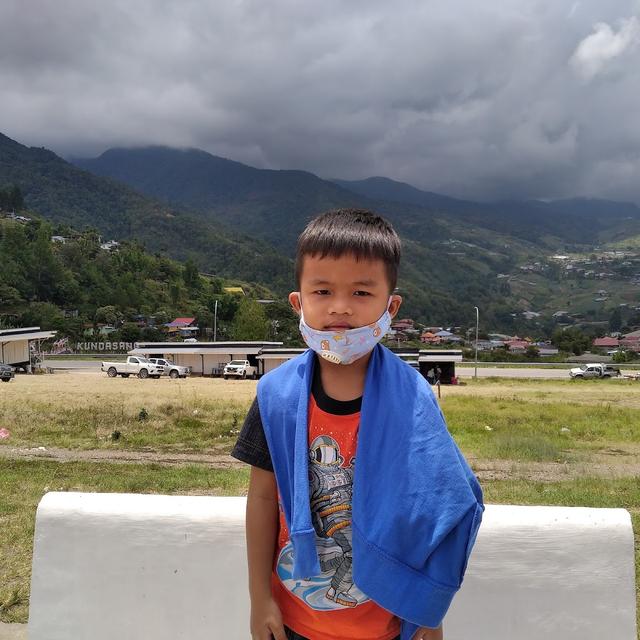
214;300;218;342
474;306;479;380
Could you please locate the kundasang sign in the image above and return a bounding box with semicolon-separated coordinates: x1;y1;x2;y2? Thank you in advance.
75;342;138;352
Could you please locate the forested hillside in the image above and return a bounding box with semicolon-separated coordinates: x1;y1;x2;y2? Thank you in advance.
0;215;300;345
0;133;293;293
4;132;640;334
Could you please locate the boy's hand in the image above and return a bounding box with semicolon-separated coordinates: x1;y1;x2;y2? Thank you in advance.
412;625;443;640
250;596;286;640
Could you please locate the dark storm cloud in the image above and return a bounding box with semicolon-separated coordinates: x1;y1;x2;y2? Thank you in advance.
1;0;640;202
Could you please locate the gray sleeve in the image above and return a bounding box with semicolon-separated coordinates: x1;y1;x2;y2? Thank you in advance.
230;397;274;472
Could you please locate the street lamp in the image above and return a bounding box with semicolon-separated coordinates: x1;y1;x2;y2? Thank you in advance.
474;306;479;380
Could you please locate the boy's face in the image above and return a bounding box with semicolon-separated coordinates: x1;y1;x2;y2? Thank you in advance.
289;253;402;331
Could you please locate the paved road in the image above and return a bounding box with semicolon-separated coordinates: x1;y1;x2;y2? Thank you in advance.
42;359;108;371
456;366;570;379
43;359;578;379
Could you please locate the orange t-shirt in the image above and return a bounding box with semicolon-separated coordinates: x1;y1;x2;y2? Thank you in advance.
271;394;400;640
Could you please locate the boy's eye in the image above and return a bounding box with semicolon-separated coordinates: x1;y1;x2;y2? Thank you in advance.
313;290;330;295
354;291;371;296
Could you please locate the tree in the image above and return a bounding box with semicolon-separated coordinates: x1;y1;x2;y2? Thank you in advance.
8;185;24;211
183;258;200;291
551;327;591;355
95;306;122;326
0;184;24;211
119;323;142;343
169;280;184;306
525;345;540;359
609;308;622;333
232;299;269;340
210;277;223;295
264;300;301;344
612;350;631;364
140;326;165;341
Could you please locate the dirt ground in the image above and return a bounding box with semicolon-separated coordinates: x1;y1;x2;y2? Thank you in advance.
3;443;640;484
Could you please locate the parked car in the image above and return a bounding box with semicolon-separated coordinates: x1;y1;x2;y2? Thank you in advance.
148;358;190;379
223;360;257;380
0;363;15;382
569;363;620;379
101;356;164;379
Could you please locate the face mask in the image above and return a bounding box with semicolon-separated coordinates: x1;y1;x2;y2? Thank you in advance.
298;296;393;365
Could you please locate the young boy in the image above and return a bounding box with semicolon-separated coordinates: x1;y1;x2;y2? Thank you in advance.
232;209;483;640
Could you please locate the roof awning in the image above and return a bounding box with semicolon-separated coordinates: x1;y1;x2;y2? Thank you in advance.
130;344;281;356
130;347;212;356
257;349;306;360
0;330;57;344
418;351;463;363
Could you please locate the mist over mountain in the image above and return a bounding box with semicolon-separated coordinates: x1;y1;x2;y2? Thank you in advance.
333;177;640;247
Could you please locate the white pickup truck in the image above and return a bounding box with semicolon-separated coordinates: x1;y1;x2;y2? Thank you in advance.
569;363;620;379
223;360;258;380
148;358;190;379
101;356;164;379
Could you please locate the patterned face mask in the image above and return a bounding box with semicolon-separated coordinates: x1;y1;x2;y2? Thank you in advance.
298;296;393;365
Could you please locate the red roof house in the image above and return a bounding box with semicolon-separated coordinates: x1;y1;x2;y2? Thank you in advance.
592;337;619;348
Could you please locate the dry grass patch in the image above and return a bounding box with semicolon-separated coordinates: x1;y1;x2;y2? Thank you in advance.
440;377;640;409
0;373;256;451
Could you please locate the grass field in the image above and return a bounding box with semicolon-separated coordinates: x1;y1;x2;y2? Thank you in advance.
0;372;638;630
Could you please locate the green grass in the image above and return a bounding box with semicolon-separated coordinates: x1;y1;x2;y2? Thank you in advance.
442;396;640;461
4;377;640;460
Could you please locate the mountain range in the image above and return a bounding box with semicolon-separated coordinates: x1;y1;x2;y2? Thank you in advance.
2;131;640;329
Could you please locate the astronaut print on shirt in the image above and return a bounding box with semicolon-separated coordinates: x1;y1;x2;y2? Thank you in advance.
275;434;370;610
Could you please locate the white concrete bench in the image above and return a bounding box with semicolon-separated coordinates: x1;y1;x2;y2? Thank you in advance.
28;493;637;639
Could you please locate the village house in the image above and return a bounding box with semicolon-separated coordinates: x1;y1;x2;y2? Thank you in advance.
619;330;640;352
100;240;120;251
391;318;416;332
389;318;420;342
592;337;619;349
165;317;199;339
434;329;462;343
504;339;530;353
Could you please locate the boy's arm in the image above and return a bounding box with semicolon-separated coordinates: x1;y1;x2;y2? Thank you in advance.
413;625;443;640
246;465;286;640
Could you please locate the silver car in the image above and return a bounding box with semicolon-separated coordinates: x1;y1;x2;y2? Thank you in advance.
148;358;190;379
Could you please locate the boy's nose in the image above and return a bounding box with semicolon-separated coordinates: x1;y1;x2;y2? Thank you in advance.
329;298;352;315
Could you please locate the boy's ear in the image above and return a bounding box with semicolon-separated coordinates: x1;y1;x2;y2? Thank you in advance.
288;292;302;316
388;294;402;320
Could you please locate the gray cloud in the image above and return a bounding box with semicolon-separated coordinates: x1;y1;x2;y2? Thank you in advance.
1;0;640;203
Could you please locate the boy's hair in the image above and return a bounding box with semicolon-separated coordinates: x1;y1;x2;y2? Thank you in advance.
295;208;402;291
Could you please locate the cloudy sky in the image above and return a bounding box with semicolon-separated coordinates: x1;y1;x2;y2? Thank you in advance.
1;0;640;203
